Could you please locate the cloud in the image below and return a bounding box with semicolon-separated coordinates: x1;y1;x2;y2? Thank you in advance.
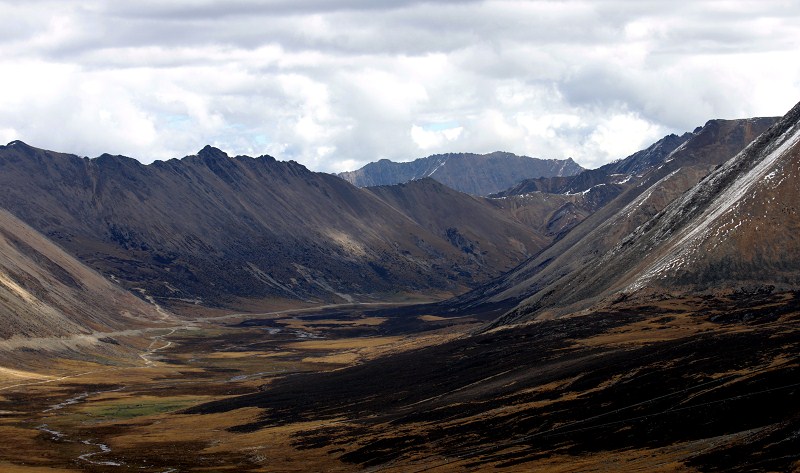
411;124;463;150
0;0;799;172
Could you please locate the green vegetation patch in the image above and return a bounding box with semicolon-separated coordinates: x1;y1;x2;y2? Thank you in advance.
80;396;206;420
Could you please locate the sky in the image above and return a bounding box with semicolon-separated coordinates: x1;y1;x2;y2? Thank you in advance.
0;1;799;172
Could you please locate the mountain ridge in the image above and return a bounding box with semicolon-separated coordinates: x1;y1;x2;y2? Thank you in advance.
339;151;583;196
426;116;779;321
492;109;795;326
0;142;557;308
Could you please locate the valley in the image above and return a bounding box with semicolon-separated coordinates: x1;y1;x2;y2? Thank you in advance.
3;2;800;472
1;101;799;472
0;301;480;472
1;292;797;472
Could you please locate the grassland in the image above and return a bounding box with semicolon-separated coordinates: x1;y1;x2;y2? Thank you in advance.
0;303;474;472
0;293;797;472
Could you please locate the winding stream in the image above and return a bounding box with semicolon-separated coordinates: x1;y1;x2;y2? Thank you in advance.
37;386;127;467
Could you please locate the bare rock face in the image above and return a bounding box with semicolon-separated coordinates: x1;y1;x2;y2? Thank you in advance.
0;208;166;341
0;143;552;308
339;151;583;196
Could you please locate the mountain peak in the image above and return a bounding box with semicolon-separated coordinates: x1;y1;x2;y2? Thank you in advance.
3;140;37;154
6;140;31;148
197;145;229;160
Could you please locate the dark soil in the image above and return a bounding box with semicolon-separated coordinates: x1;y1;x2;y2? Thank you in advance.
187;292;800;471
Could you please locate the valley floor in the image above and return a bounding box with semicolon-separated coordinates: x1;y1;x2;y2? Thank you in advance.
0;293;798;472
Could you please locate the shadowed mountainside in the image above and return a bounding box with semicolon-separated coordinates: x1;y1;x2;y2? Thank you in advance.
339;151;583;196
0;143;552;308
365;178;550;260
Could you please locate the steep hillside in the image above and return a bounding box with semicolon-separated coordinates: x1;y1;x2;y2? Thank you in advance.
495;107;798;325
366;178;549;260
433;116;778;319
0;143;547;308
626;109;800;292
339;151;583;196
485;129;720;240
0;209;167;342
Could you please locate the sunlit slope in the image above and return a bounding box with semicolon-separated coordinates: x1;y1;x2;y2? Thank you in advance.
0;209;166;340
434;117;776;319
501;102;800;325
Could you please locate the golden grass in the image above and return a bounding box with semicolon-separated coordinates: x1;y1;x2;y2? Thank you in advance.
108;408;359;472
204;351;278;359
301;352;360;364
287;336;404;351
576;312;722;348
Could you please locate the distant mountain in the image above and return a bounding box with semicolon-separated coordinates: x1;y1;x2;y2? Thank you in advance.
366;178;550;260
432;116;779;321
492;132;692;198
0;209;167;345
0;143;553;308
339;151;583;196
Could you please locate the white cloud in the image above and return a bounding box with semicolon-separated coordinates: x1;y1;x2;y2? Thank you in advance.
586;113;665;167
411;124;463;150
0;0;799;172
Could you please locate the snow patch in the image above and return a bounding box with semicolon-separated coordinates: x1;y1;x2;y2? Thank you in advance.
427;157;448;177
627;119;800;290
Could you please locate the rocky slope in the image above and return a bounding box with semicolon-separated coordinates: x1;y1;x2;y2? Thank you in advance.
365;178;549;263
0;209;167;343
433;116;779;320
0;143;550;308
339;151;583;196
493;108;796;326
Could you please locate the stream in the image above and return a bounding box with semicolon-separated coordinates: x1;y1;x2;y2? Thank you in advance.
37;386;127;467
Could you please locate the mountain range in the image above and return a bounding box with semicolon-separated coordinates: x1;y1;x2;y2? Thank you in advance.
436;116;779;322
0;97;798;472
183;102;800;473
0;142;574;311
0;114;779;320
339;151;583;196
